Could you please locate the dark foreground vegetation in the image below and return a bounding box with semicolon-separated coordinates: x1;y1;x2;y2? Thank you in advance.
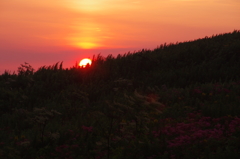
0;30;240;159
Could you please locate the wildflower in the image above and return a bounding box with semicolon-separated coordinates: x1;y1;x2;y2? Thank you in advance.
96;142;102;146
71;144;79;149
153;119;158;123
14;136;19;141
55;144;69;152
82;125;93;132
223;88;231;93
202;93;206;96
20;141;30;146
193;89;202;94
215;123;222;129
170;154;176;159
120;120;127;125
113;88;118;91
147;93;158;103
148;155;157;159
152;131;158;137
212;118;220;122
67;129;74;136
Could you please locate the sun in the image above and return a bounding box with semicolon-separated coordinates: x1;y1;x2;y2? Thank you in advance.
79;58;92;68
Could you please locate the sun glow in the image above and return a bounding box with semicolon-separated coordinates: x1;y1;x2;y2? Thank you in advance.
79;58;92;68
77;42;99;49
67;22;105;49
68;0;108;12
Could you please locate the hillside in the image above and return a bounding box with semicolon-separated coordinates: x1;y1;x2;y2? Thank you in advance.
0;30;240;158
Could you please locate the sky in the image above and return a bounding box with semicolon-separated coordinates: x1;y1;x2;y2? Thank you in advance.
0;0;239;74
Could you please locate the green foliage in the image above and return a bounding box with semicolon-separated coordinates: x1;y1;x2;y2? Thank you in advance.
0;30;240;158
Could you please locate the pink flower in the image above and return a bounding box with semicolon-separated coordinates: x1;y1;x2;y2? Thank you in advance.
71;144;79;149
215;123;221;129
82;125;93;132
223;88;231;93
55;144;69;152
192;130;205;139
193;89;202;94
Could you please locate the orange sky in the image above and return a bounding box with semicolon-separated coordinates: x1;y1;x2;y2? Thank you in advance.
0;0;239;73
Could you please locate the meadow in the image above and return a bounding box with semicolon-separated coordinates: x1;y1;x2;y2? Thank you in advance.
0;30;240;159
